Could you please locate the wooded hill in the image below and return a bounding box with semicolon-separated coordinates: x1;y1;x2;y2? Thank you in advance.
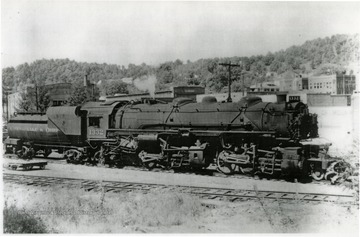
2;34;359;96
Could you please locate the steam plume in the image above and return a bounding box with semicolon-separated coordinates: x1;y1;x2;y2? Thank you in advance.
133;75;157;98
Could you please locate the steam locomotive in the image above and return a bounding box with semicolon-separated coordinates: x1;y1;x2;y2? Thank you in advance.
5;94;344;180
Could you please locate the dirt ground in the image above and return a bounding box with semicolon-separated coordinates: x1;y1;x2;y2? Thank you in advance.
2;182;359;234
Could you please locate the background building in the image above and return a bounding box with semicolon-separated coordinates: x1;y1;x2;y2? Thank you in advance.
308;75;336;94
104;86;205;103
45;76;99;106
44;83;72;106
307;74;355;95
249;81;280;92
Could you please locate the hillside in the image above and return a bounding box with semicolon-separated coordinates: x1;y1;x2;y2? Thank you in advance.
2;34;359;95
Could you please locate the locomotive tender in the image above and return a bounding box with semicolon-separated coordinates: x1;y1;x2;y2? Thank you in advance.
6;94;335;179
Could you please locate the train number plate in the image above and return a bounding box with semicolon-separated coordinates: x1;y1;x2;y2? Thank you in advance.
89;129;104;137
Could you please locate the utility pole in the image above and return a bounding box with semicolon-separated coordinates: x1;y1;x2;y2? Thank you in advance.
219;63;240;102
3;86;12;121
343;73;346;94
242;72;245;96
35;84;39;111
7;90;9;121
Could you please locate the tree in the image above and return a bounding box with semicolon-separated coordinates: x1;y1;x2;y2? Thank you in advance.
293;57;302;70
17;86;50;112
37;87;50;112
313;54;323;68
270;60;282;72
174;59;183;66
300;65;307;73
17;91;33;112
2;67;15;88
251;61;267;76
274;51;286;62
104;80;128;96
263;52;275;66
231;80;244;92
206;60;217;73
67;82;89;106
188;76;201;85
157;62;175;84
206;66;228;92
277;63;293;74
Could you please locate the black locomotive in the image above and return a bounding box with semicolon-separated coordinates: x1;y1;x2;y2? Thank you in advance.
5;94;345;180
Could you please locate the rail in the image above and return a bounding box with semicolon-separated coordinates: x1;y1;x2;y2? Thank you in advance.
3;173;356;204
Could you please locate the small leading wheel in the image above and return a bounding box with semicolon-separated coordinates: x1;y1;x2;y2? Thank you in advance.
216;150;236;175
311;169;325;181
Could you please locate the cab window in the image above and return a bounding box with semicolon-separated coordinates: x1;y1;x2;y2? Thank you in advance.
89;117;101;128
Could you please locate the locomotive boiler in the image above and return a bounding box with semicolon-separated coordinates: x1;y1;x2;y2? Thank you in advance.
117;96;318;139
5;94;340;180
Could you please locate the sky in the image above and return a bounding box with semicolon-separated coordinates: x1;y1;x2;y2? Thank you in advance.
1;1;360;68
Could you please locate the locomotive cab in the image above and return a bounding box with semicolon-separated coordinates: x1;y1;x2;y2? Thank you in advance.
81;101;125;140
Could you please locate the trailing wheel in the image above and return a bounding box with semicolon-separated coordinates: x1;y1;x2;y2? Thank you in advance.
17;146;34;160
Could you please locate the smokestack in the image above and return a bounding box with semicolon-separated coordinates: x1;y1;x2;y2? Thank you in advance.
84;75;88;87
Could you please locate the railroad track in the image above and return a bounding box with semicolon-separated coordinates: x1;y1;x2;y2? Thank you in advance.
3;173;356;205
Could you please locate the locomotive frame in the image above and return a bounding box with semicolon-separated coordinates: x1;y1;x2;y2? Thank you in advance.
4;95;350;182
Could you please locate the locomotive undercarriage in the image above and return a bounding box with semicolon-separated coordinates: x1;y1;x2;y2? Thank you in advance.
88;132;211;170
4;131;353;184
83;131;353;183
